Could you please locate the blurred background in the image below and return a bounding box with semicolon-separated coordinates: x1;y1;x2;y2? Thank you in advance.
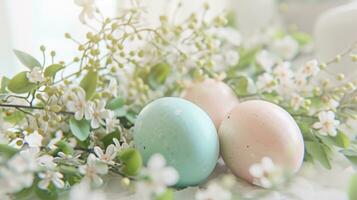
0;0;356;77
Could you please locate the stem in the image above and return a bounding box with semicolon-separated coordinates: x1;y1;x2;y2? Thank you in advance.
0;103;73;115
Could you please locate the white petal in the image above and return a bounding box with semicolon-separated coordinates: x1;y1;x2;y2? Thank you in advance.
148;154;166;170
261;157;275;173
94;146;104;158
249;164;263;178
38;179;50;189
52;177;64;188
162;167;179;186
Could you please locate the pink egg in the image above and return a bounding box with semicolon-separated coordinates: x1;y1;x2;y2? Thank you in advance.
182;79;239;129
219;100;304;185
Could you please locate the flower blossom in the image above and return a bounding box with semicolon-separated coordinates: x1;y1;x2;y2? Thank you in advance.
312;111;340;136
74;0;96;24
249;157;283;188
27;67;45;83
94;145;117;165
79;154;108;186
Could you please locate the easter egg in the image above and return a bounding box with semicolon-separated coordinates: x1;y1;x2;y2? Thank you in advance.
219;100;304;185
182;78;239;129
133;97;219;187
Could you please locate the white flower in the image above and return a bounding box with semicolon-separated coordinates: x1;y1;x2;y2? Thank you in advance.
55;152;82;165
256;73;277;93
24;132;43;148
302;60;319;77
312;111;340;136
79;154;108;186
256;50;276;72
294;73;307;90
87;100;110;129
9;138;24;149
38;171;64;189
27;67;45;83
65;88;91;120
140;154;179;195
93;145;117;165
273;62;293;81
249;157;282;188
107;78;118;98
224;50;240;66
105;111;120;133
325;98;339;110
69;181;107;200
290;93;304;111
272;36;299;60
37;155;56;169
195;182;231;200
113;138;130;152
74;0;96;24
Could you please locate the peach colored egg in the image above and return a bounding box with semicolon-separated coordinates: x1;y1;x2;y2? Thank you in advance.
182;79;239;129
219;100;304;185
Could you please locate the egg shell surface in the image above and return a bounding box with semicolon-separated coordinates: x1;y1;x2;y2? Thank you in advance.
182;78;239;129
219;100;304;184
133;97;219;187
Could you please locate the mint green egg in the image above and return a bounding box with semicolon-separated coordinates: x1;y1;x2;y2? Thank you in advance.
133;97;219;187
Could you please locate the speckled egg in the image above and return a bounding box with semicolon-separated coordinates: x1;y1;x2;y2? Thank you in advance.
133;97;219;187
181;78;239;129
219;100;304;185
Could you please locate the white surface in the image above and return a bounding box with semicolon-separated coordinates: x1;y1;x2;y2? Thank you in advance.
101;157;355;200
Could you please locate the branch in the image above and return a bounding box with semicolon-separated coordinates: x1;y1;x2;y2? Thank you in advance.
0;103;74;115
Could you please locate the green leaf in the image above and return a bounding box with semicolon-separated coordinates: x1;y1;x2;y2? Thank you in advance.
0;144;19;158
305;141;331;169
3;110;25;124
335;131;350;149
7;71;36;94
117;148;142;176
106;97;127;117
69;118;90;141
101;130;120;148
1;76;10;93
55;140;74;155
236;48;259;69
80;70;98;100
349;174;357;200
155;189;174;200
319;131;350;149
291;32;311;46
341;149;357;167
148;63;171;89
35;186;58;200
44;64;64;78
14;49;42;69
229;76;256;96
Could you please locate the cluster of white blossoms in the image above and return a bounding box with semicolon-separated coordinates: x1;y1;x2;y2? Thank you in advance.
63;86;119;130
136;154;179;199
249;157;284;189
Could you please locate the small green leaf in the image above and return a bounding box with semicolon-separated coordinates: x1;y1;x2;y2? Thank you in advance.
335;131;350;149
101;130;120;148
229;76;256;96
305;141;331;169
80;70;98;100
35;186;58;200
148;63;171;89
14;49;42;69
155;189;174;200
106;97;127;117
349;174;357;200
44;64;64;78
341;149;357;167
3;110;25;124
0;144;19;158
7;71;36;94
117;148;142;176
69;118;90;141
291;32;311;46
55;140;74;155
236;48;259;69
1;76;10;93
